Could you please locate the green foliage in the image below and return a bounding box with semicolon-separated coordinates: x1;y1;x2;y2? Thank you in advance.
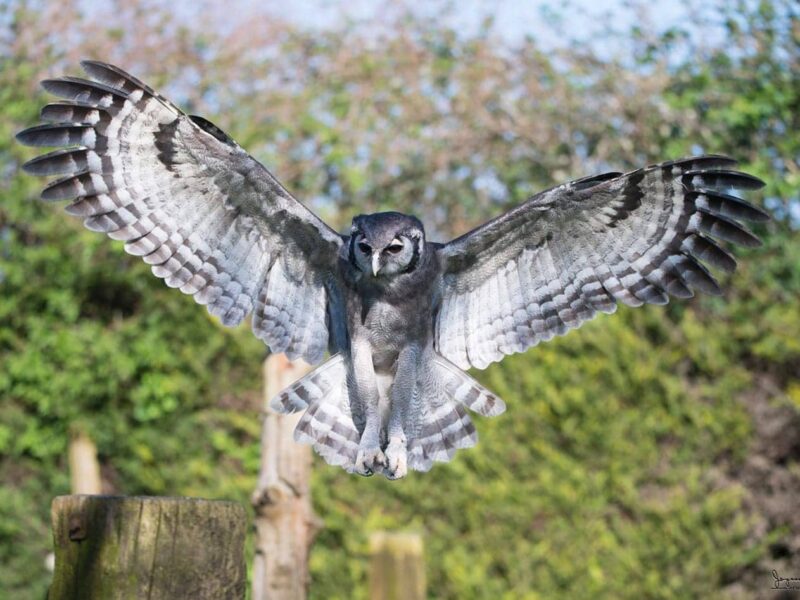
0;21;264;596
1;1;798;598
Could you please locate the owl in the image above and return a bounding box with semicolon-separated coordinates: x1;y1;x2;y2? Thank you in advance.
18;62;767;479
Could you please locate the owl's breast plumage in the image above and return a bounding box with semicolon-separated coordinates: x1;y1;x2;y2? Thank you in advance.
342;241;441;373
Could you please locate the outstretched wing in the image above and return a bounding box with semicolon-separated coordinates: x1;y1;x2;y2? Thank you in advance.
435;156;767;370
17;61;344;364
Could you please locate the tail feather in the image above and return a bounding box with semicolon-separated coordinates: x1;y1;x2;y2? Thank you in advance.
408;401;478;472
270;352;506;476
270;354;346;414
406;356;502;473
271;354;361;470
295;401;359;468
434;355;506;417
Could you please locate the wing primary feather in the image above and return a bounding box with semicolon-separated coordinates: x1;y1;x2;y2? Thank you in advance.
41;170;109;201
41;77;128;107
40;102;107;124
683;169;766;191
680;234;737;273
16;123;96;147
22;148;92;176
694;209;762;248
689;190;770;223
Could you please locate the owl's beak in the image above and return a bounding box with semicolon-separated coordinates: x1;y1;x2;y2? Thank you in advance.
371;252;381;276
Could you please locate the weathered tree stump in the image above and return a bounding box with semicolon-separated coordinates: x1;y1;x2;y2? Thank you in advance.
251;354;322;600
49;495;247;600
369;532;425;600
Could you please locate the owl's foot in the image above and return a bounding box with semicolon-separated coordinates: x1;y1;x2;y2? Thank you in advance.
355;445;386;476
384;437;408;480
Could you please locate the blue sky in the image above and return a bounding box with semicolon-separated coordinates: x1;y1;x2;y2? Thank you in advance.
265;0;691;45
73;0;717;61
158;0;700;51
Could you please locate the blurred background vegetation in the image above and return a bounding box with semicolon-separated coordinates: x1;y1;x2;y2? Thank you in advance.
1;0;798;598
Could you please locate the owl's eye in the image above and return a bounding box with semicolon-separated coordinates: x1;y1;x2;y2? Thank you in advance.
385;243;403;254
358;242;371;253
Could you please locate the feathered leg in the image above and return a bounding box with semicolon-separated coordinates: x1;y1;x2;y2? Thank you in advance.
350;338;385;476
384;345;420;479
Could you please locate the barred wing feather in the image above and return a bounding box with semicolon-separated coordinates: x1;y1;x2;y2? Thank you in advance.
435;156;767;370
18;61;344;364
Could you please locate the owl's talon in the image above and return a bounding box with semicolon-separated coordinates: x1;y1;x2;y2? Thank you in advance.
355;446;385;475
384;438;408;480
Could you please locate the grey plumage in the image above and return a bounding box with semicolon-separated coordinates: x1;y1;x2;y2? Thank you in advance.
435;157;768;370
17;62;767;479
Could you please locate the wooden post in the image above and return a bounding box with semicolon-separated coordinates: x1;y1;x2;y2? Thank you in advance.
369;532;425;600
251;354;322;600
48;495;247;600
68;431;102;495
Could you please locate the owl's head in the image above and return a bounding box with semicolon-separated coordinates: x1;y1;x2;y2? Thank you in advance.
350;212;425;277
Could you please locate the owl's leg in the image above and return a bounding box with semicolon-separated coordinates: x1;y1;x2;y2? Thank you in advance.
384;345;419;480
351;339;385;476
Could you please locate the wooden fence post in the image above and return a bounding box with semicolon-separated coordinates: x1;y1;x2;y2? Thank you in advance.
48;495;247;599
251;354;322;600
369;532;425;600
68;431;102;495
